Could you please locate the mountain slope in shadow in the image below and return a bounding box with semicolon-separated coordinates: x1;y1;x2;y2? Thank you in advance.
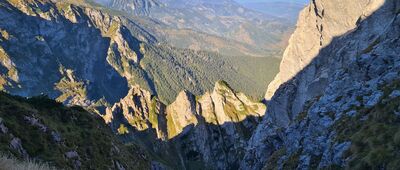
0;92;150;169
243;0;400;169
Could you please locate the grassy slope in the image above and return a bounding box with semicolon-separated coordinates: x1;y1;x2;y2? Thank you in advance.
0;92;149;169
0;155;55;170
334;80;400;169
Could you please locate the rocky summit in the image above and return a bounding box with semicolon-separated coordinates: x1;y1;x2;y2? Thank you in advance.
104;81;266;169
1;0;400;169
243;0;400;169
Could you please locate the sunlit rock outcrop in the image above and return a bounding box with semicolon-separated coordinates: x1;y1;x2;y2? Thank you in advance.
105;81;266;169
265;0;385;100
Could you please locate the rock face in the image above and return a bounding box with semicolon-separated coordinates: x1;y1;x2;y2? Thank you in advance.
104;85;168;139
243;0;400;169
265;0;384;100
105;81;266;169
0;0;282;105
0;0;159;106
2;0;399;169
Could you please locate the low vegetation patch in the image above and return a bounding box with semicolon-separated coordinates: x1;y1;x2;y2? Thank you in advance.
0;155;55;170
0;92;149;169
334;80;400;169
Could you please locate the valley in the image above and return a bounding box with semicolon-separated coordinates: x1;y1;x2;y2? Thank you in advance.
1;0;399;170
94;0;293;58
0;0;281;105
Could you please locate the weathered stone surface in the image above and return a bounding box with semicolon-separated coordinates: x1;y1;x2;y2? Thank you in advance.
0;0;156;106
106;81;266;169
10;138;29;159
265;0;384;100
24;116;48;132
166;90;198;139
0;117;8;134
243;0;400;169
51;131;62;143
65;151;79;159
389;90;400;99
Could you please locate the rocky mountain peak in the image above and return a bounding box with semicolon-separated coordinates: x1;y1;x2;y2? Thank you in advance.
243;0;400;169
103;81;266;168
213;80;233;94
3;0;398;169
265;0;386;100
166;90;198;138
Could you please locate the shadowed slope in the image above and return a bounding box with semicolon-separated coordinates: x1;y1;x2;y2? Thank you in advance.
243;0;400;169
0;92;150;169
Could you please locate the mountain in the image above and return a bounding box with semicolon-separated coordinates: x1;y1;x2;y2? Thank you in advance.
0;92;149;169
0;0;277;168
0;0;280;106
94;0;293;58
2;0;400;169
96;0;162;15
237;1;306;23
104;81;266;169
243;0;400;169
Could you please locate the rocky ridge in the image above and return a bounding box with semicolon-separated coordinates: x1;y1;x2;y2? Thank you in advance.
0;2;274;169
97;0;292;58
2;0;399;169
0;0;157;106
0;0;279;106
100;0;161;15
242;0;400;169
105;81;266;169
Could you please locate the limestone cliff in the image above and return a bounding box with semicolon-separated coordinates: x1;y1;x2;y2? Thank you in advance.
265;0;384;100
105;81;266;169
0;0;157;106
104;85;168;139
244;0;400;169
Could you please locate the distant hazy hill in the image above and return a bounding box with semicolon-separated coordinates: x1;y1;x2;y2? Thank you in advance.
237;0;307;23
94;0;293;57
